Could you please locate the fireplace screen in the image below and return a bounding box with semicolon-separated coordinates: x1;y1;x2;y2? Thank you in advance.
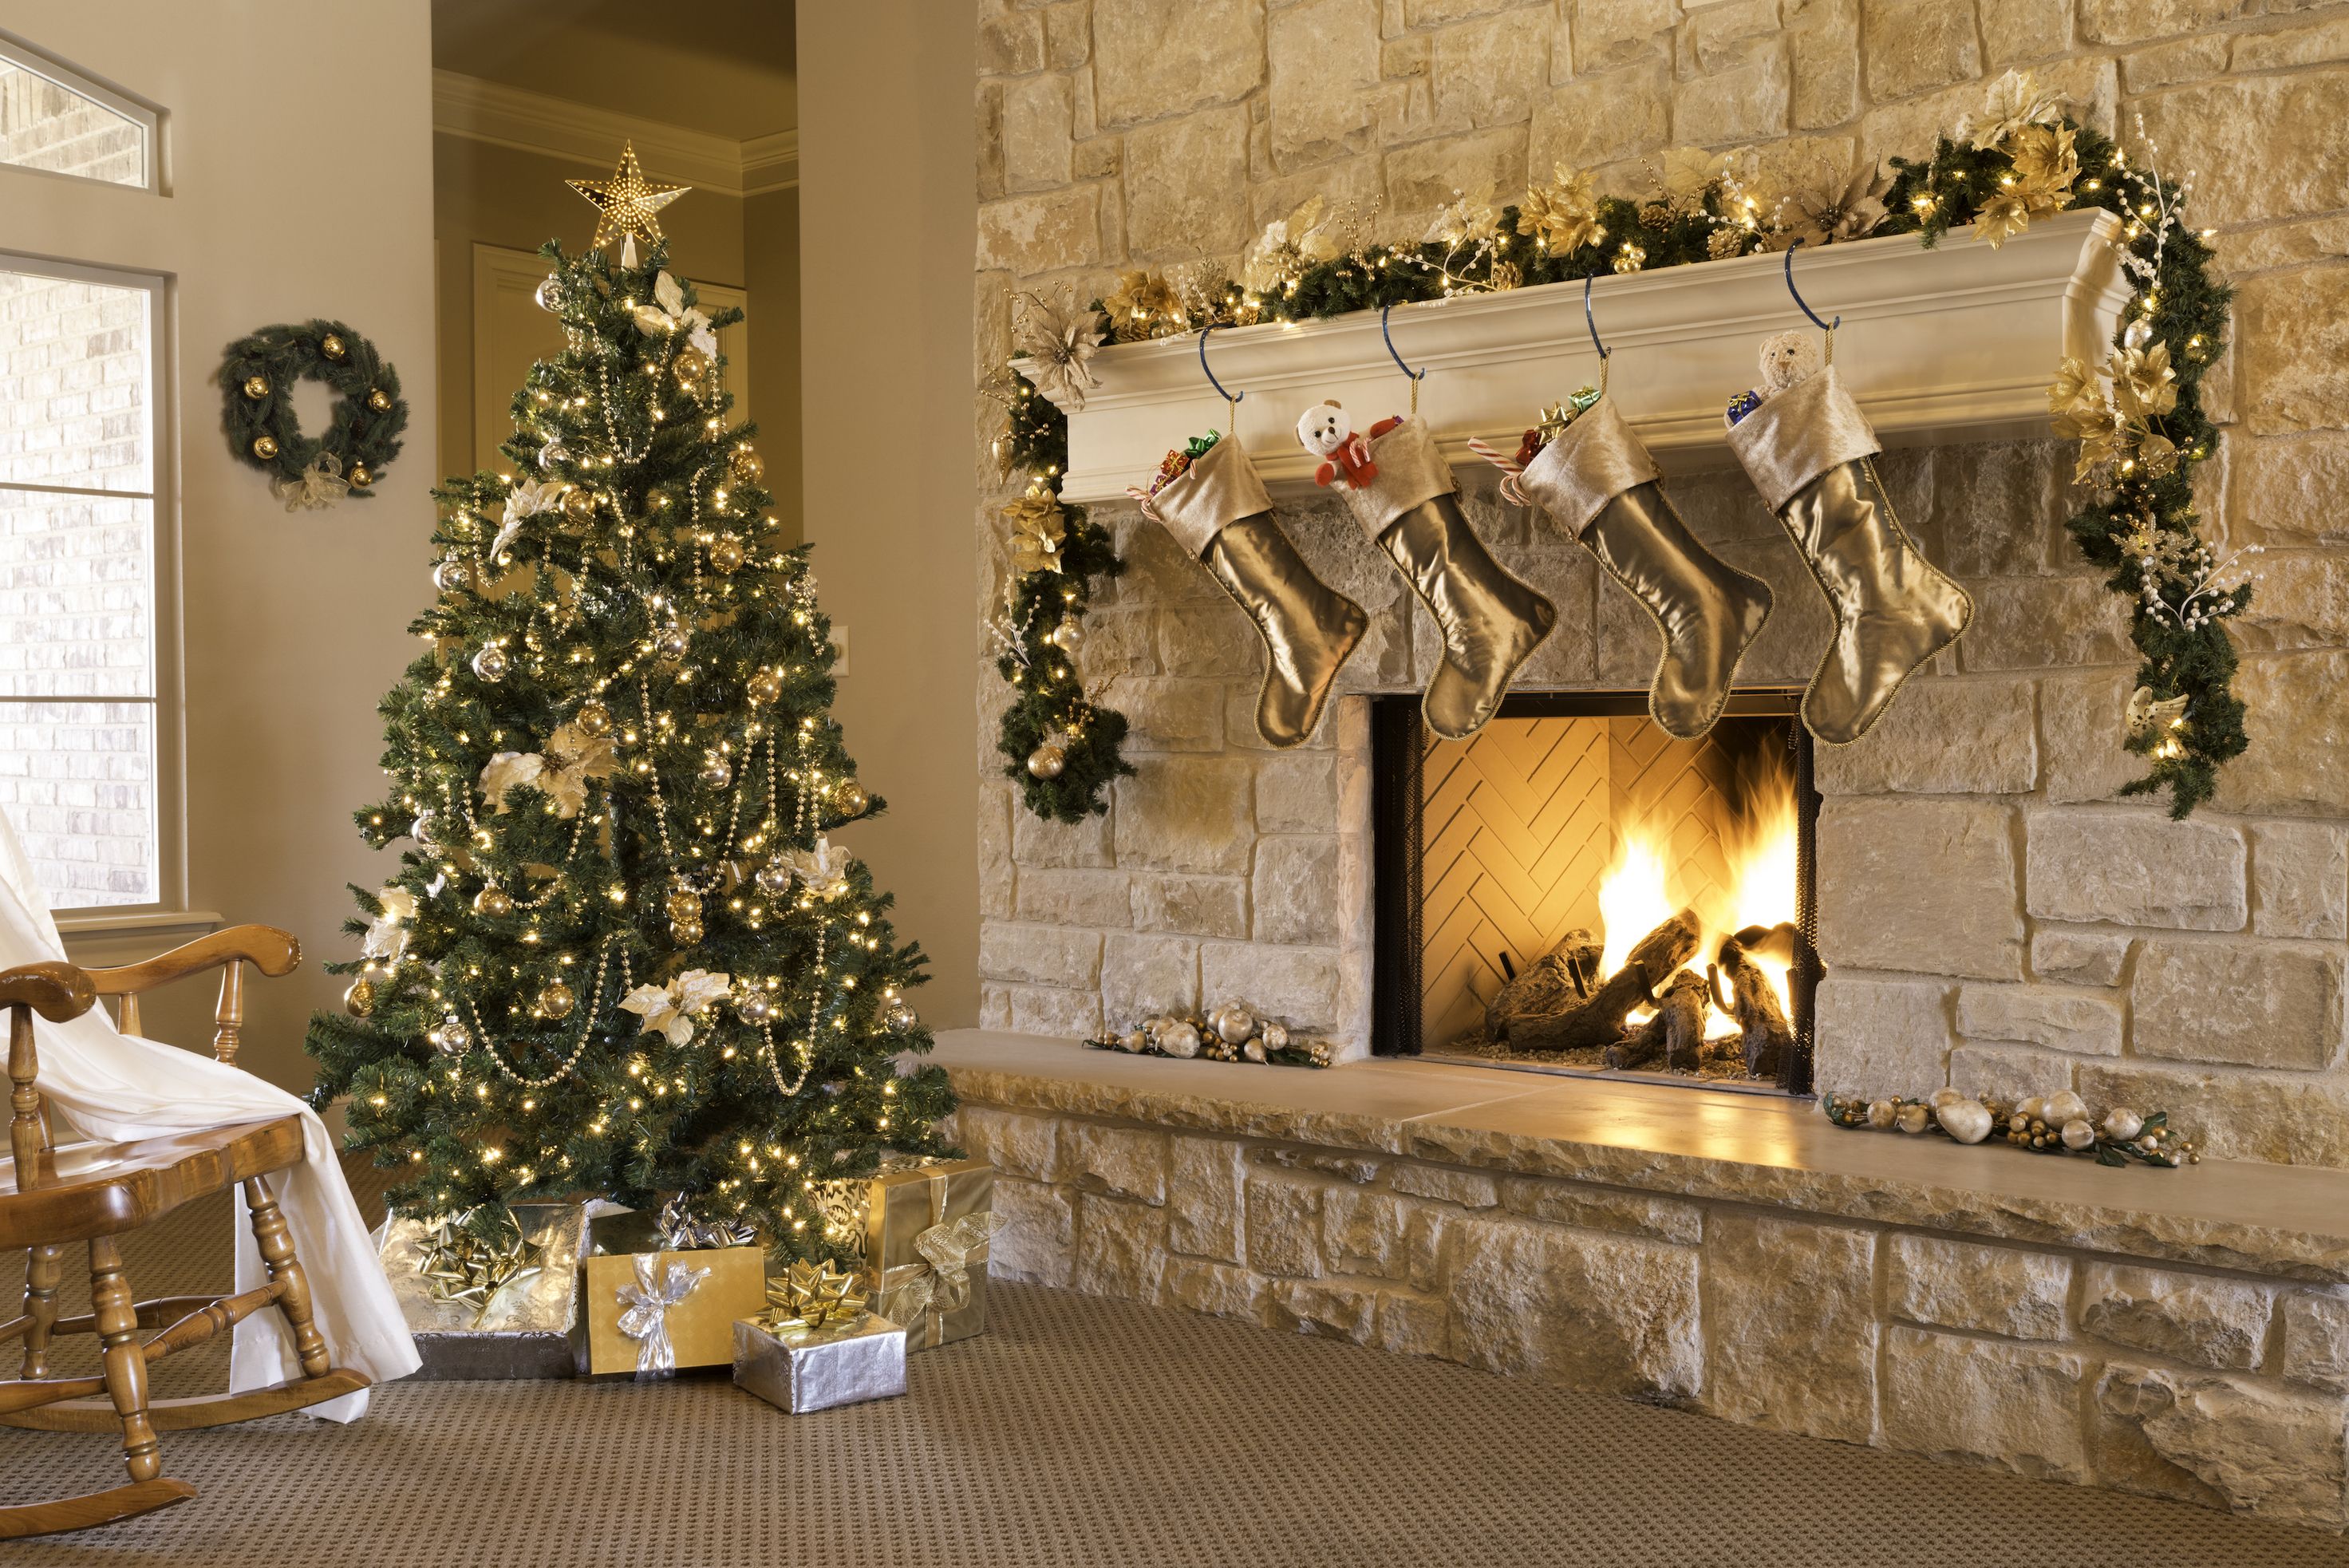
1370;692;1820;1093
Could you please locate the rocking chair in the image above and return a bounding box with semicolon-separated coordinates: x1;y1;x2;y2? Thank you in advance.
0;927;369;1539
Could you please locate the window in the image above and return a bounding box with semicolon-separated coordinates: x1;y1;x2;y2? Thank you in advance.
0;35;156;191
0;259;168;911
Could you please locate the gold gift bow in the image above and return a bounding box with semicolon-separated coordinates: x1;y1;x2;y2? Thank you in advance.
614;1254;710;1376
273;449;349;512
414;1208;545;1327
875;1169;1006;1345
762;1258;868;1334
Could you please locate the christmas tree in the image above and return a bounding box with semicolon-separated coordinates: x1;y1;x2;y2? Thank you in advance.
306;149;953;1262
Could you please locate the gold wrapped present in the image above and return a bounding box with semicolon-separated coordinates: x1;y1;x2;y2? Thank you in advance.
859;1159;1004;1352
571;1204;768;1379
732;1312;907;1413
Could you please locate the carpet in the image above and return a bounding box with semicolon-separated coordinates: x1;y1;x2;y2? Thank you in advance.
2;1167;2343;1567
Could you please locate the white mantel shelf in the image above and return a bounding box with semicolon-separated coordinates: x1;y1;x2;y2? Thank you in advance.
1029;209;2128;505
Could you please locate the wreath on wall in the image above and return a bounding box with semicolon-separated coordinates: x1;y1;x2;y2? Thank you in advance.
218;320;409;510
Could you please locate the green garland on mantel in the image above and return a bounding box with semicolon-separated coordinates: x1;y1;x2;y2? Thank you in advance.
995;69;2241;819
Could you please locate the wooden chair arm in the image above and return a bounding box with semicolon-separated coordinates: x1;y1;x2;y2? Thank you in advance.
81;926;301;997
0;962;97;1025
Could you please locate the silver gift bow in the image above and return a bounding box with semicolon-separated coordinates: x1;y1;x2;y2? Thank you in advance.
614;1253;709;1377
273;449;349;512
654;1192;758;1251
877;1168;1006;1345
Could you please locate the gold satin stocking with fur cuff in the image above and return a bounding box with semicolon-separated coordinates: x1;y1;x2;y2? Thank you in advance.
1519;399;1772;741
1725;365;1972;745
1333;418;1555;741
1150;437;1368;748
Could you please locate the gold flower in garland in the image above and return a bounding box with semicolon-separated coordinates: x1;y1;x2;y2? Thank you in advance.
1241;196;1338;294
1976;124;2078;248
1957;69;2065;152
1004;487;1068;575
2048;340;2181;480
1102;269;1187;342
1520;164;1606;255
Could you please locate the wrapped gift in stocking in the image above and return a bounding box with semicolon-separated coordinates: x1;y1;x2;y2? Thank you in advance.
1300;403;1554;741
1724;332;1972;745
1516;397;1772;740
1139;434;1368;748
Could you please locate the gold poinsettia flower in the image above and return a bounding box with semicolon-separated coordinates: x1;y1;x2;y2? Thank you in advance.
2108;342;2178;422
2047;355;2100;415
1520;164;1606;255
1975;188;2035;248
1003;489;1068;575
2133;429;2181;478
1956;68;2064;152
2007;123;2079;192
1102;269;1186;342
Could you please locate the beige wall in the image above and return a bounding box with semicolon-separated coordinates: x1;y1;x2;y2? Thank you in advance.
2;0;439;1088
799;4;982;1029
744;186;802;547
969;1;2349;1163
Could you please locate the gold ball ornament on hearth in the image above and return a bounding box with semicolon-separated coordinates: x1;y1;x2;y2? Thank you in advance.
251;435;279;460
708;537;744;574
368;388;393;413
343;977;376;1017
242;375;270;401
319;334;348;361
347;462;373;488
574;698;613;737
728;447;764;485
561;487;598;530
1026;743;1066;780
746;668;783;705
535;980;576;1021
472;887;513;918
829;778;870;818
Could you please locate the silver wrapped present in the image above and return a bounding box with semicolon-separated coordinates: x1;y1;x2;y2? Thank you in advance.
376;1199;616;1380
732;1313;908;1413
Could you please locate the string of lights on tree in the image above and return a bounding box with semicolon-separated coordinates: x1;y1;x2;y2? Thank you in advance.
305;148;954;1261
999;69;2244;818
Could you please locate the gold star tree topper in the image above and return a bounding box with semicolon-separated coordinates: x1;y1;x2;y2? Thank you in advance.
567;143;689;265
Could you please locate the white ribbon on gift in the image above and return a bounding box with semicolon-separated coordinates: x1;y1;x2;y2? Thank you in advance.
614;1253;710;1377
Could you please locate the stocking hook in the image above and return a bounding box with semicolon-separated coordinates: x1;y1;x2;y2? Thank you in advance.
1783;239;1840;365
1381;302;1427;417
1198;323;1243;425
1583;276;1613;398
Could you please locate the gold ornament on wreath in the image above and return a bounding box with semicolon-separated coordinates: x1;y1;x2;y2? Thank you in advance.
217;318;408;511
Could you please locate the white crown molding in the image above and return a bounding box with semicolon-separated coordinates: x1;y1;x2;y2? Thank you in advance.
432;69;796;199
1025;209;2129;504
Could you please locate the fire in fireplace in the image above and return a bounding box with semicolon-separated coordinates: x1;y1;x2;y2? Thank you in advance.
1369;691;1821;1093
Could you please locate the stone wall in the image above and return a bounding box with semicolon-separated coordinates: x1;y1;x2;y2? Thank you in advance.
957;1087;2349;1531
971;0;2349;1155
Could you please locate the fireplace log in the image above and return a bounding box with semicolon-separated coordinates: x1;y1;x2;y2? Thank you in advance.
1509;909;1701;1054
1484;928;1602;1042
1717;933;1794;1080
1602;969;1708;1071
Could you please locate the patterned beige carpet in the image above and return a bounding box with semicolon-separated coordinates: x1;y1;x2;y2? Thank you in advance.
2;1167;2344;1566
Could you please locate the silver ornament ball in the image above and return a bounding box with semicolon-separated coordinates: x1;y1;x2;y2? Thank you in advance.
754;858;792;897
535;274;565;313
472;644;511;682
737;992;773;1025
1048;618;1086;655
433;557;475;594
430;1013;470;1056
657;626;692;661
698;750;733;788
2124;317;2154;350
882;999;918;1033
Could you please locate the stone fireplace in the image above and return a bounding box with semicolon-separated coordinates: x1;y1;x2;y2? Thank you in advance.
1374;690;1820;1092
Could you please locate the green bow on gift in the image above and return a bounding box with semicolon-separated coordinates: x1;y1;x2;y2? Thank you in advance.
878;1211;1007;1341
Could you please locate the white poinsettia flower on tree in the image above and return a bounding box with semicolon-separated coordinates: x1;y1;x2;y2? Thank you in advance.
362;885;417;961
620;968;735;1045
539;720;616;817
479;750;547;814
492;477;563;558
1956;69;2063;151
787;835;852;897
632;271;718;361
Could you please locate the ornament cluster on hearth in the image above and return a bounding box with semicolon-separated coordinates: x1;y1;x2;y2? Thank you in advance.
1823;1087;2197;1168
1086;1005;1332;1068
1000;67;2244;816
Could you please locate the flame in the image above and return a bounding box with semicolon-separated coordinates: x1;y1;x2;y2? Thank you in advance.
1596;835;1676;982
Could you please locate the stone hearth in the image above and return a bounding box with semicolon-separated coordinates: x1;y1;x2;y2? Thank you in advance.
939;1030;2349;1534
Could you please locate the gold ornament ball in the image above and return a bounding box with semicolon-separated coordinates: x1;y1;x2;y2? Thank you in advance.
242;374;270;401
561;486;598;529
670;918;704;947
697;749;733;788
472;887;514;918
830;778;870;818
1048;618;1086;655
347;462;373;488
746;669;783;705
675;346;713;384
728;447;764;485
251;434;280;460
575;698;613;737
656;626;691;661
665;887;702;923
535;980;577;1021
367;388;393;413
1026;742;1066;780
343;977;376;1017
320;333;348;361
707;537;745;574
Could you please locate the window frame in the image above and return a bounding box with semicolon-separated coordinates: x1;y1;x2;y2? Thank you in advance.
0;251;185;921
0;32;161;195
